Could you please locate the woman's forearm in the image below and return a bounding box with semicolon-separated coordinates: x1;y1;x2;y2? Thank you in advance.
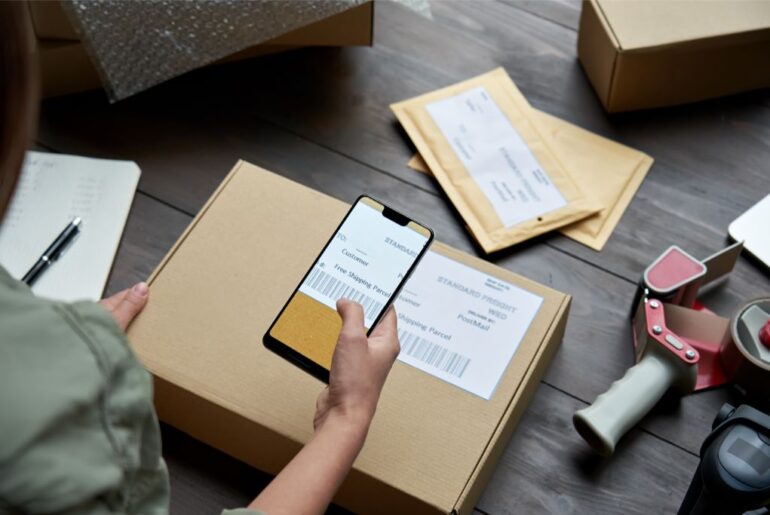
247;302;399;514
247;410;370;515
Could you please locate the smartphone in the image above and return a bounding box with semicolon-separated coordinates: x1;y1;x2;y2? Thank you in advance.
263;195;434;382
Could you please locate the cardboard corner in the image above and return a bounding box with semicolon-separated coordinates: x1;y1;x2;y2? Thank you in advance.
452;293;570;514
577;0;620;111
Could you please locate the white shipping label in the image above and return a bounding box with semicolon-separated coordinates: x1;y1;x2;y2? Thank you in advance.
394;250;543;399
426;86;567;227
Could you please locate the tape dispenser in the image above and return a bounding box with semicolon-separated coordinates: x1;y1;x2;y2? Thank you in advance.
574;242;770;455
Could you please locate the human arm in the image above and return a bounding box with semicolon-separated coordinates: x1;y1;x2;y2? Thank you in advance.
245;299;400;515
0;275;169;513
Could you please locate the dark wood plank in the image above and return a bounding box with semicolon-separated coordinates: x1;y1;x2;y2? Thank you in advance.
182;0;770;321
38;91;228;216
37;86;732;457
104;192;191;296
49;0;765;296
33;0;770;512
162;424;352;515
34;7;745;455
500;0;582;31
165;384;689;515
162;423;271;514
478;383;699;514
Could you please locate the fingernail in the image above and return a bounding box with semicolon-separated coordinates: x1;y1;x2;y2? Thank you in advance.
132;282;149;296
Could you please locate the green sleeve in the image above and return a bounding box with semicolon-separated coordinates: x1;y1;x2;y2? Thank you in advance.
221;509;267;515
0;269;169;513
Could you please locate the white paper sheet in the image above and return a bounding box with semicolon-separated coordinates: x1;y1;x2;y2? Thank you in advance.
0;151;140;301
394;250;543;399
729;193;770;270
426;86;567;227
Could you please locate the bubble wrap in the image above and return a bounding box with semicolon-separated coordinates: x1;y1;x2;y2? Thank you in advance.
61;0;368;101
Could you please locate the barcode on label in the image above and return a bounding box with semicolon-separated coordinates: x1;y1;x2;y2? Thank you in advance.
398;329;471;378
305;267;383;321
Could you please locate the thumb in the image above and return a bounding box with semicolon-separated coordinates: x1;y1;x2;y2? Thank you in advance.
111;282;149;330
336;298;365;338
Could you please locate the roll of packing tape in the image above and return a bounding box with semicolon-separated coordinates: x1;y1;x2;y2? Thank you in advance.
721;298;770;397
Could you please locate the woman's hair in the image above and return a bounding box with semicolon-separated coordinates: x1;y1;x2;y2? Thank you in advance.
0;1;37;220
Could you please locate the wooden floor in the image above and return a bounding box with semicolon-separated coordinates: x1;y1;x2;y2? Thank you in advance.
36;1;770;514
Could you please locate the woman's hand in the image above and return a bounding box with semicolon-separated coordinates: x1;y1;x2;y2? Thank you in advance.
247;299;400;514
99;282;149;331
314;299;401;434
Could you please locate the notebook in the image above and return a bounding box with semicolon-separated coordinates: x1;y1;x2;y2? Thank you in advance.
729;193;770;271
0;151;141;301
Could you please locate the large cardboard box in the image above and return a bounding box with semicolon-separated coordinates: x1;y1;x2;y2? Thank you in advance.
578;0;770;112
31;1;374;98
127;161;570;514
27;0;79;40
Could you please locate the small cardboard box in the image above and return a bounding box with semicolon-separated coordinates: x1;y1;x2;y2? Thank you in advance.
578;0;770;112
127;161;570;514
31;1;374;98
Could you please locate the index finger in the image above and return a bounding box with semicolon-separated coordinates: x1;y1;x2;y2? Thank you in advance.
370;305;397;340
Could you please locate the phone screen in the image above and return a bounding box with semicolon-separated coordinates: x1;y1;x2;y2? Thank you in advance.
268;197;432;373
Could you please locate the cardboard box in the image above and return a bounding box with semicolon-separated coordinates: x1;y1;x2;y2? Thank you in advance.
36;40;102;99
27;0;79;41
578;0;770;112
32;1;374;98
127;161;570;514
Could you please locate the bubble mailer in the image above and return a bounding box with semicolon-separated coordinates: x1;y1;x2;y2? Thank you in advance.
60;0;366;101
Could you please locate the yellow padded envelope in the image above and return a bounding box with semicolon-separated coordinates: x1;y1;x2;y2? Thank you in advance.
409;110;653;251
392;68;603;254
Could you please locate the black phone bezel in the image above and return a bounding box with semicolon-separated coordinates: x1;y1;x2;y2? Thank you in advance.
262;194;434;383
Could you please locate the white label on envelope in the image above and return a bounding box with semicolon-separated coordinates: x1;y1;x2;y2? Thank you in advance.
426;86;567;227
394;250;543;399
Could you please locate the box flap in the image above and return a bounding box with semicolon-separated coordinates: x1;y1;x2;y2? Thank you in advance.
595;0;770;51
128;161;568;512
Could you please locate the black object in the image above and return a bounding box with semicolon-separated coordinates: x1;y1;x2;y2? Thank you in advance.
21;217;81;286
678;404;770;515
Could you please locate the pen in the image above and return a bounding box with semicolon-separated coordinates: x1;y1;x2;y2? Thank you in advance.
22;217;82;287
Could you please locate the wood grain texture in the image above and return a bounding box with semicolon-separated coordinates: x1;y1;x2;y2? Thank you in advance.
45;0;763;297
500;0;582;31
33;0;770;513
162;424;352;514
105;193;191;296
35;81;732;509
37;73;741;456
478;383;700;514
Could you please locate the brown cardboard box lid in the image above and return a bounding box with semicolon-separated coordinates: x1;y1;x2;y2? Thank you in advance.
128;161;569;513
596;0;770;50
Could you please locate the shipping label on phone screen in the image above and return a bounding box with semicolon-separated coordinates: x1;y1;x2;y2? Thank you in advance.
298;201;429;328
272;200;429;370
